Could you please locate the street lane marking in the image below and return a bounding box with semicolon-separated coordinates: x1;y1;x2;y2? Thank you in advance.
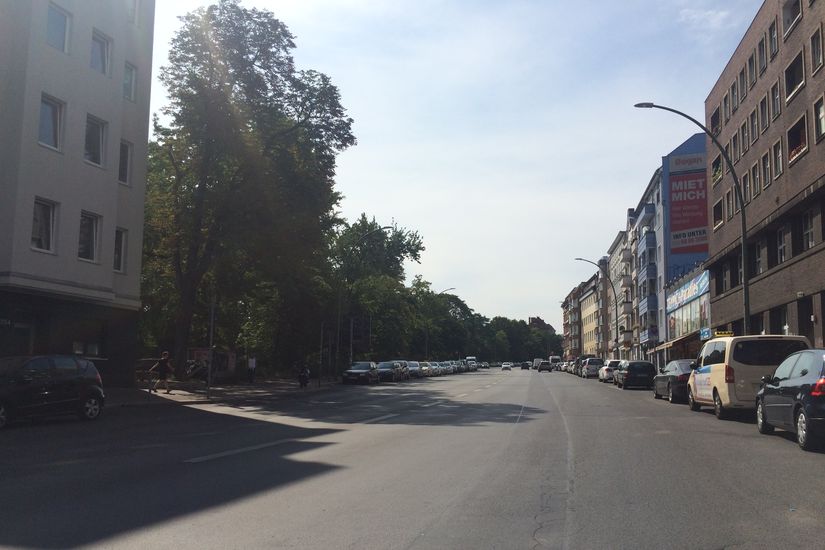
362;413;399;424
419;402;440;408
457;393;468;398
473;389;483;392
184;439;297;463
515;404;526;424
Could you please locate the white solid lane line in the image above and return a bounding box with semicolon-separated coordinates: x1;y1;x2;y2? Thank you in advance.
457;393;468;398
185;439;296;464
362;413;399;424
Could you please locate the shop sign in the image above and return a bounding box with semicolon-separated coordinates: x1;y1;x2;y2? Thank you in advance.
666;271;709;313
700;327;712;340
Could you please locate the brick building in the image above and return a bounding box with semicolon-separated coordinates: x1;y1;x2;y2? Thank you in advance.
705;0;825;346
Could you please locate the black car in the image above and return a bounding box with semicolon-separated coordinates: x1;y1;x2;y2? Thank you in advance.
652;359;693;402
376;361;403;382
342;362;380;385
757;349;825;451
615;360;656;389
0;355;105;429
521;362;530;370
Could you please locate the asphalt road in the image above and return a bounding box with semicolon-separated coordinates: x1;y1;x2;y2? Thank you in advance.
1;368;824;549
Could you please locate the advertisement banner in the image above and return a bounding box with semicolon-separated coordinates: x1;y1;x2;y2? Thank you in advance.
670;171;708;254
666;270;709;313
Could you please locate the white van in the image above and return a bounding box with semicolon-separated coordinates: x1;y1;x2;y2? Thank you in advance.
687;335;809;419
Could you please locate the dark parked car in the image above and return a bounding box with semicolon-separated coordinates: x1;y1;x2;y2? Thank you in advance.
0;355;105;429
757;349;825;451
537;360;552;372
652;359;693;402
376;361;403;382
407;361;423;378
342;362;380;385
615;360;656;389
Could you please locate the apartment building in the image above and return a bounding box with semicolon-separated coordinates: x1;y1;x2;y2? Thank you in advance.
607;230;633;358
705;0;825;346
579;273;602;357
0;0;155;382
561;283;584;360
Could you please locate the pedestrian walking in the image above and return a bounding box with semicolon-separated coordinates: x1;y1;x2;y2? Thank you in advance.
298;365;310;389
247;354;257;383
149;351;173;394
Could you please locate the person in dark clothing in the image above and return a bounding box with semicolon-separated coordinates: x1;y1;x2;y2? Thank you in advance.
150;351;173;394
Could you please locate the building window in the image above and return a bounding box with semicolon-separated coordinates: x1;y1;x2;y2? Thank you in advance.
78;212;99;261
84;115;106;166
761;152;772;189
815;97;825;142
114;228;127;272
758;36;768;72
741;121;749;153
739;68;748;100
726;189;734;220
754;241;763;275
748;52;757;86
713;199;724;228
742;172;751;203
118;141;132;183
123;63;136;101
759;95;769;132
31;199;55;252
46;4;70;53
750;109;759;143
769;19;779;57
712;154;723;183
751;163;761;198
812;27;823;74
772;140;784;179
777;226;786;264
38;95;63;150
710;106;721;135
787;114;808;162
723;93;730;122
771;81;782;117
784;52;805;101
802;210;815;251
732;133;740;162
782;0;802;37
90;30;110;75
731;81;739;112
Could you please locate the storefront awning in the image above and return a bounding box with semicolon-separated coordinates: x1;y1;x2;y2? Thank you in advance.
652;331;698;352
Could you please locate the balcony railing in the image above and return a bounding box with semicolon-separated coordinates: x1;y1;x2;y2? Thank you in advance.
638;294;658;314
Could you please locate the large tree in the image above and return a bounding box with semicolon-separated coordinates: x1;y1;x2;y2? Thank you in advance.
145;0;354;371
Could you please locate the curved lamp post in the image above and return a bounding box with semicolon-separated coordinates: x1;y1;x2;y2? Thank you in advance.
635;102;750;335
341;226;393;369
575;257;619;359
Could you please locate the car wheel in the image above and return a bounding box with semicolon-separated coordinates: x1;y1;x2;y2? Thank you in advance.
796;409;818;451
653;385;660;399
756;400;774;434
667;385;676;404
79;394;102;421
0;401;8;429
713;391;728;420
688;388;700;411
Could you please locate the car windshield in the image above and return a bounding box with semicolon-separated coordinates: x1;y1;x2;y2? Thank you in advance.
629;362;655;372
670;360;694;373
376;362;396;369
732;339;809;365
349;363;371;371
588;359;604;366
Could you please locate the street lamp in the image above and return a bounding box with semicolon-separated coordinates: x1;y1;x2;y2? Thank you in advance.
425;287;455;359
341;226;393;370
635;102;750;335
575;257;620;359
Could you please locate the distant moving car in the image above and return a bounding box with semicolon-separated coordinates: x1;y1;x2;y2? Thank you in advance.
501;362;512;371
343;362;380;385
615;361;656;389
521;362;530;370
537;360;552;372
0;355;105;429
652;359;693;402
757;349;825;451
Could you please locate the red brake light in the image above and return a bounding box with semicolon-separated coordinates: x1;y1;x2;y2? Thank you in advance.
811;378;825;397
725;364;734;383
676;374;689;382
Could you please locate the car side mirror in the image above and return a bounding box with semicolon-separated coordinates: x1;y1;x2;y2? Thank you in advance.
689;362;698;370
659;367;665;374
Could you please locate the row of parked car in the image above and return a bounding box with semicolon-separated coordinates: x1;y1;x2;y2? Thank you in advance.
557;335;825;452
342;359;490;384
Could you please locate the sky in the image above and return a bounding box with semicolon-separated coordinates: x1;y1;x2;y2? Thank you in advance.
149;0;763;331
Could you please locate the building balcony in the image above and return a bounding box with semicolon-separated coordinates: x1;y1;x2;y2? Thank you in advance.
638;294;658;315
640;326;659;344
621;248;633;262
638;262;657;281
635;203;655;228
619;274;632;289
621;301;633;315
637;231;656;254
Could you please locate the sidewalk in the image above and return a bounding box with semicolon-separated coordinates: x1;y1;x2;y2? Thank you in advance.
106;377;340;408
